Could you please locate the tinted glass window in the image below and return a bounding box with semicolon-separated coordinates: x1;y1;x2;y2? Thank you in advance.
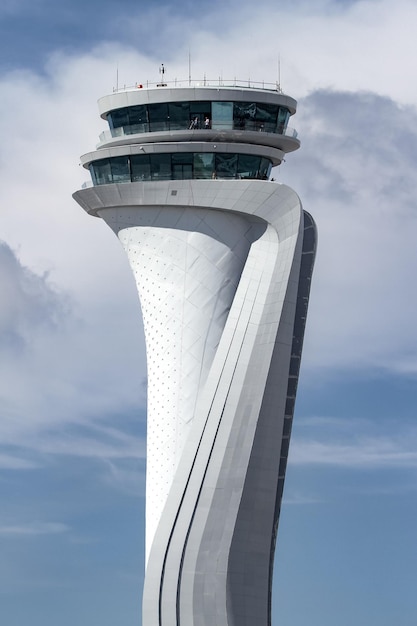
289;356;300;377
255;103;278;132
90;153;272;184
108;108;129;130
172;153;193;179
193;153;214;178
283;417;292;438
107;101;291;136
237;154;261;179
189;102;211;129
260;157;272;179
128;105;149;133
148;103;169;131
89;163;97;185
277;107;290;132
92;159;112;184
233;102;256;129
131;154;151;181
150;154;171;180
110;156;130;182
190;101;210;114
171;153;193;165
287;377;298;397
129;105;148;125
215;153;237;178
168;102;190;130
172;163;193;179
212;102;233;130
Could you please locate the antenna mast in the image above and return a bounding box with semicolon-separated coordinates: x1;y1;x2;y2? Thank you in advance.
158;63;167;87
277;55;282;93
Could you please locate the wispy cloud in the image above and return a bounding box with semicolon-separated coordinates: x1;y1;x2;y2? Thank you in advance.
282;492;323;505
26;429;145;460
102;458;145;496
290;434;417;469
0;453;39;470
0;521;69;536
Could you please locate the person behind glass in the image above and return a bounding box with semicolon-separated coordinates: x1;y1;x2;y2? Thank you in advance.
204;116;210;129
189;116;199;130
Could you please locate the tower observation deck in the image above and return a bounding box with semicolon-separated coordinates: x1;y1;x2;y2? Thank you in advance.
73;80;317;626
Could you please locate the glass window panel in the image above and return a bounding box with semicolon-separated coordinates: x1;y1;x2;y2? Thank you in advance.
255;103;278;122
131;155;151;181
215;153;237;178
254;103;278;132
237;154;261;179
148;103;169;132
259;157;272;179
172;153;193;180
172;164;182;180
302;226;316;253
233;102;256;129
277;107;290;133
128;105;148;125
280;437;290;458
189;102;211;129
171;153;193;165
289;356;300;377
287;377;298;397
193;153;214;178
285;397;295;415
190;101;210;114
91;159;112;185
110;156;130;183
150;154;171;180
212;102;233;130
126;123;149;135
172;163;193;180
91;152;271;184
183;164;192;178
89;164;97;185
108;108;129;129
127;105;149;133
168;102;190;130
283;417;292;438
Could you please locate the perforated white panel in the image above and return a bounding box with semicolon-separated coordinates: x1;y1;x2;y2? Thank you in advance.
110;206;261;556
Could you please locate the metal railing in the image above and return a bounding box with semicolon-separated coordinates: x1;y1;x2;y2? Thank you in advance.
112;78;284;93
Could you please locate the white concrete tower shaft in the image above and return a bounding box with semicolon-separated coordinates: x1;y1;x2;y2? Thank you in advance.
73;81;317;626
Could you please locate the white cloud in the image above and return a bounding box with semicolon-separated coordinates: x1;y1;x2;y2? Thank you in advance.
291;436;417;468
282;90;417;373
0;521;69;536
0;0;416;477
0;453;39;470
282;492;323;505
0;239;146;469
290;415;417;469
123;0;417;107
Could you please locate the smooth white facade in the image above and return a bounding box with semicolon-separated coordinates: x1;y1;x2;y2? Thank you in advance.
73;83;316;626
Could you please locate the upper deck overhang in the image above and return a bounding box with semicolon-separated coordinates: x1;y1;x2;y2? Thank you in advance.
98;86;297;120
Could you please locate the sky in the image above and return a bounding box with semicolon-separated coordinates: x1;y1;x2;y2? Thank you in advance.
0;0;416;624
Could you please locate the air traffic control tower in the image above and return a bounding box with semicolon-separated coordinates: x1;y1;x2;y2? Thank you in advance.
73;77;317;626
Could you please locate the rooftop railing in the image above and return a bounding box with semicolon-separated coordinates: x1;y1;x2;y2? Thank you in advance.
112;78;284;93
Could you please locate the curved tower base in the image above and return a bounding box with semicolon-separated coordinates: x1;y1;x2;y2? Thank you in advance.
74;179;316;626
